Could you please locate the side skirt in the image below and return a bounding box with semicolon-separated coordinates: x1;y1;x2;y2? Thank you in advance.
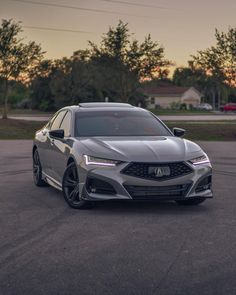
42;172;62;191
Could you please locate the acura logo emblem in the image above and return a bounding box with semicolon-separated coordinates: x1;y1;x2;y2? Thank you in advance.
154;167;165;177
150;166;171;178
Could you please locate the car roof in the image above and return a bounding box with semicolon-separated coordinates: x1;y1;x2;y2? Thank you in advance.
58;103;149;115
62;102;146;113
78;102;134;108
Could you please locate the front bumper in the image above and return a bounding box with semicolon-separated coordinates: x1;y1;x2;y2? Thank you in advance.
79;162;213;201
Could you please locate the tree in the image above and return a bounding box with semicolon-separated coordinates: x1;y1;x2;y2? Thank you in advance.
190;27;236;108
76;21;172;103
30;59;59;111
30;21;172;109
192;28;236;87
69;53;97;104
0;19;44;118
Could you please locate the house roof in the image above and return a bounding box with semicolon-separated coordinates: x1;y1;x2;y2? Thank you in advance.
140;86;190;96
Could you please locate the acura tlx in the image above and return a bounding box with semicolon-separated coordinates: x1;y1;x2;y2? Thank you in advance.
33;103;213;209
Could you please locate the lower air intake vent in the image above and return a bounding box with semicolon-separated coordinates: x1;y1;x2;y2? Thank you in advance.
195;176;212;193
86;178;116;195
124;184;191;200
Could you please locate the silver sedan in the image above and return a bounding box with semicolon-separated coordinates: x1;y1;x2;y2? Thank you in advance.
33;103;213;209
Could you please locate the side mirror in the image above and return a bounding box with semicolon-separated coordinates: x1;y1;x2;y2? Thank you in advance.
49;129;64;139
173;127;185;137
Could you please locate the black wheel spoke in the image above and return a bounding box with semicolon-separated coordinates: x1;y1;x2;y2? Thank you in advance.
33;151;40;180
33;166;38;173
34;152;39;165
33;149;48;187
63;164;81;205
72;167;77;179
68;184;80;201
62;162;91;209
64;179;77;187
69;189;77;201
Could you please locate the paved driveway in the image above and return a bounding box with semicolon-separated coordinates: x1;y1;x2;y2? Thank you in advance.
0;141;236;295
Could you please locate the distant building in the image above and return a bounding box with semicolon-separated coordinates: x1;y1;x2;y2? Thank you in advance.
141;86;202;109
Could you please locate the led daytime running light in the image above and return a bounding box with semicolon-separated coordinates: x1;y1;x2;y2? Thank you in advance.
84;155;119;167
189;154;210;166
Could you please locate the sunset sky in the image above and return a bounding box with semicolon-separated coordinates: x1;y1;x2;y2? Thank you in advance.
1;0;236;68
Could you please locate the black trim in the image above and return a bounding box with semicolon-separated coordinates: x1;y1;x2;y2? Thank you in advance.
195;175;212;193
124;183;191;200
86;177;116;195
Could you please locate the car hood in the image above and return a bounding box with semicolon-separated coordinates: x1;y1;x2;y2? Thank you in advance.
78;136;203;162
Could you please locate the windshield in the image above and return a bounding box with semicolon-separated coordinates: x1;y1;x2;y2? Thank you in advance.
75;110;172;137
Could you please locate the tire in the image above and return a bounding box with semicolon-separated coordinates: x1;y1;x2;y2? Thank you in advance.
175;198;206;206
62;162;93;209
33;149;48;187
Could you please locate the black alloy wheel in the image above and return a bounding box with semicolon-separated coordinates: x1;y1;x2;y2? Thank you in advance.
62;162;92;209
33;149;48;186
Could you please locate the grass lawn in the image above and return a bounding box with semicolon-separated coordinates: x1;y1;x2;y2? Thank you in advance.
0;119;46;139
0;119;236;141
150;109;214;116
0;107;52;116
165;121;236;141
0;107;218;116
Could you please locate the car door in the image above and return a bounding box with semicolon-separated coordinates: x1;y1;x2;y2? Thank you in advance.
49;110;73;183
46;110;67;179
36;113;59;175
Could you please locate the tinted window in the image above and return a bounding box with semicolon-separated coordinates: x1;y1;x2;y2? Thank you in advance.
60;111;71;137
75;110;171;137
46;113;57;129
50;111;67;130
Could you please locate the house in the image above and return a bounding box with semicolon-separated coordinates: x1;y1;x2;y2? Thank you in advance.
141;86;202;109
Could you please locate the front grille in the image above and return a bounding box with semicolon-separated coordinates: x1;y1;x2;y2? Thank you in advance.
121;162;193;181
124;184;191;200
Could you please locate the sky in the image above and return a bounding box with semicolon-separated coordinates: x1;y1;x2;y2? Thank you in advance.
1;0;236;69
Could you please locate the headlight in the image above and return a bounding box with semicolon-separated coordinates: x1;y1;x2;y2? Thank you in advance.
189;153;210;166
83;155;121;167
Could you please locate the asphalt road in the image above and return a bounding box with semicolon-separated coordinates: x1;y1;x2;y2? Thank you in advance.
7;114;236;121
0;141;236;295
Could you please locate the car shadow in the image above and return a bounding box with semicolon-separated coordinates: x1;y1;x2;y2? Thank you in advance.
45;186;212;216
91;199;211;216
